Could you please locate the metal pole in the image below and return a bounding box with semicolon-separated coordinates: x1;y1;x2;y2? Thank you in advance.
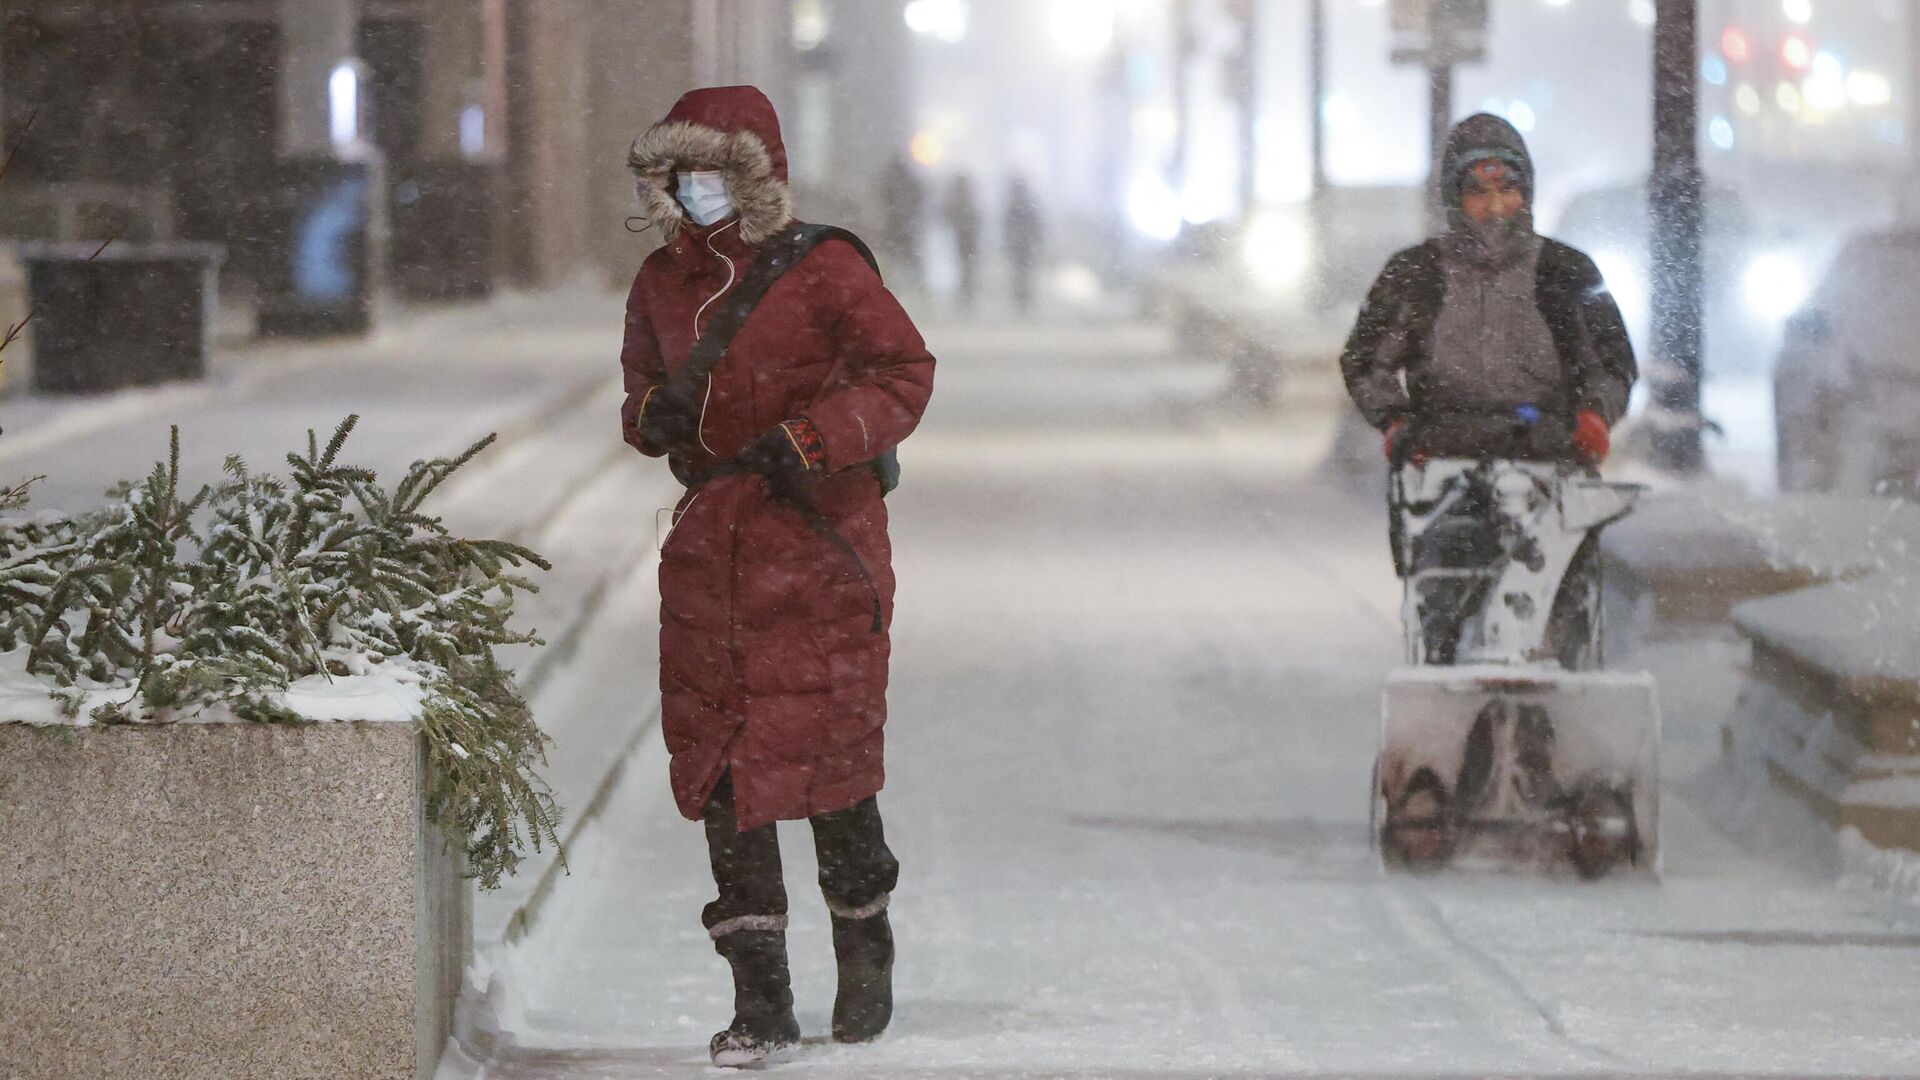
1309;0;1327;199
1308;0;1329;308
1911;0;1920;188
1650;0;1705;472
1172;0;1195;197
1427;59;1453;235
1234;0;1261;218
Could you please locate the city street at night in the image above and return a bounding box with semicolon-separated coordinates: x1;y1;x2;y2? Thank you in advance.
4;2;1920;1078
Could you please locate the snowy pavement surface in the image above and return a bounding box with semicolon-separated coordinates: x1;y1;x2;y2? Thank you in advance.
428;310;1920;1079
0;290;623;514
462;314;1920;1078
18;296;1910;1078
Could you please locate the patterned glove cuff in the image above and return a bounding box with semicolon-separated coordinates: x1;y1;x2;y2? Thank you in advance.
778;418;827;471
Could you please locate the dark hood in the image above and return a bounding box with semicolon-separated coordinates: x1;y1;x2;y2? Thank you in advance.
1439;112;1538;252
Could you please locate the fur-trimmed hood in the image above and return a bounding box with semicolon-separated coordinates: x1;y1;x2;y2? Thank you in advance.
628;86;795;245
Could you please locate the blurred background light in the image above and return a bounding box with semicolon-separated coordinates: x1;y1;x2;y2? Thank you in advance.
1846;70;1892;107
904;0;969;44
1242;212;1312;293
1048;0;1118;58
1126;175;1184;241
1780;34;1812;72
1721;26;1752;64
1592;249;1648;331
1708;114;1736;150
1744;251;1811;315
792;0;830;50
328;62;359;150
1804;51;1847;112
909;129;947;165
459;104;486;157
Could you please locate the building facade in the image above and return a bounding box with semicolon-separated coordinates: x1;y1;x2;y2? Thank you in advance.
0;0;908;330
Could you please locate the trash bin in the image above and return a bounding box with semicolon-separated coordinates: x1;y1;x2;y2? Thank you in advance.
390;160;501;303
253;158;385;338
18;241;224;395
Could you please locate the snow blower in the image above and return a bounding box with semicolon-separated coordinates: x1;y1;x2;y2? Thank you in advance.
1372;458;1660;880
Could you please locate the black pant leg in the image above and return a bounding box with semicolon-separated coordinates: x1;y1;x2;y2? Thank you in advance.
810;796;900;918
701;773;790;938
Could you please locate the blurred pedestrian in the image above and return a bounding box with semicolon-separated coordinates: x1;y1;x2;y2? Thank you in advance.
621;85;937;1068
1004;174;1045;316
879;153;924;283
944;174;982;312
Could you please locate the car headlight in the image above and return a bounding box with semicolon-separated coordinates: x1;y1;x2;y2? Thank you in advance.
1744;252;1810;317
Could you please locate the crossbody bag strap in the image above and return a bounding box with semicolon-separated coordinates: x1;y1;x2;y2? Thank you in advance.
654;224;809;415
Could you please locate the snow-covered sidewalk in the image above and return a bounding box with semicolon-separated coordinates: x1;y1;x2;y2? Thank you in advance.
458;317;1920;1079
0;289;625;513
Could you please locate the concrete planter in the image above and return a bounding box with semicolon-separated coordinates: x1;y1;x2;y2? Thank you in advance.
1732;578;1920;854
1601;492;1919;652
1600;494;1822;650
0;720;469;1080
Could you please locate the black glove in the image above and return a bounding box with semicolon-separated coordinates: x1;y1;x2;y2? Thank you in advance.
635;389;700;451
740;422;821;498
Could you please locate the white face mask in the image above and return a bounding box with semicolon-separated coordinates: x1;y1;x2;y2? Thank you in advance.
675;171;735;227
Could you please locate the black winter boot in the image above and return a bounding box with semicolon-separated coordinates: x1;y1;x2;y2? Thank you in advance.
709;930;802;1067
830;910;895;1043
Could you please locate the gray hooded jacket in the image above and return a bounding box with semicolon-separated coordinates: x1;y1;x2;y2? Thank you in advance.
1339;115;1637;461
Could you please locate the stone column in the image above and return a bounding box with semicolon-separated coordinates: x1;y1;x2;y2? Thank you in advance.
392;0;510;301
587;0;697;282
421;0;501;162
262;0;382;336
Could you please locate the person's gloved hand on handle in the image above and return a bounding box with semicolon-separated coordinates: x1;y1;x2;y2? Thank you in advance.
1383;418;1428;467
1573;409;1610;465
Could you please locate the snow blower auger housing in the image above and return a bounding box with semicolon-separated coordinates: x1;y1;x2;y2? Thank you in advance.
1373;458;1661;880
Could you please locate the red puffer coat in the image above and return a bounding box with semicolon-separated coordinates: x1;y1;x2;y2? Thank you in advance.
619;86;936;831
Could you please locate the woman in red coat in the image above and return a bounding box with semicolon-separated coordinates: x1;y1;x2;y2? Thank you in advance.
619;85;935;1067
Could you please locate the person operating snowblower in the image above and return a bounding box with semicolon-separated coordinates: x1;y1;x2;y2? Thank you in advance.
1341;114;1659;880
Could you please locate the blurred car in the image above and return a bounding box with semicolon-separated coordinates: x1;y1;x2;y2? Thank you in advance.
1773;227;1920;496
1553;183;1802;379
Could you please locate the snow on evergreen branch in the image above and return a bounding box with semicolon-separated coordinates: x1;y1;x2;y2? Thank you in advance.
0;416;560;888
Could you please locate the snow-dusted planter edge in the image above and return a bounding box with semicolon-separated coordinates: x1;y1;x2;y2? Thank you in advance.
1729;577;1920;856
1841;826;1920;907
1598;491;1920;648
0;714;468;1080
